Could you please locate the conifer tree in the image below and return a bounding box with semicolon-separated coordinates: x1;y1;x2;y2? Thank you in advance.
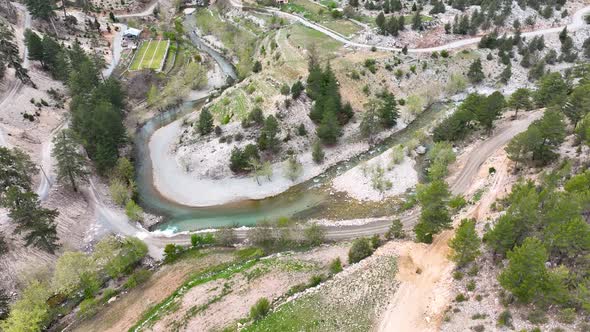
198;109;214;135
317;110;341;145
53;129;88;192
449;219;481;267
467;58;484;84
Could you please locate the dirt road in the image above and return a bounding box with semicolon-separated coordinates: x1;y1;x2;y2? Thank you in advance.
376;132;517;332
231;0;590;53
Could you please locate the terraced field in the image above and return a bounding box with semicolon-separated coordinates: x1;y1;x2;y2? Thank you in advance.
130;39;170;71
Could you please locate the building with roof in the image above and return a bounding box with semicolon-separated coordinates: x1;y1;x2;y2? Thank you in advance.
122;28;142;39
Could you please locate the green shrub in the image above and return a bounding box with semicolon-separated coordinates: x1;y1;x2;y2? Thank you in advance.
163;244;184;263
191;233;215;247
467;265;479;276
453;270;464;280
385;219;405;239
78;298;99;319
250;298;270;321
527;308;548;324
348;238;374;264
471;313;487;320
466;280;476;291
100;288;118;304
124;269;152;289
557;308;576;324
329;257;343;274
280;83;290;95
308;274;326;287
370;234;381;249
125;200;143;222
449;195;467;210
471;325;484;332
497;310;513;328
455;293;468;302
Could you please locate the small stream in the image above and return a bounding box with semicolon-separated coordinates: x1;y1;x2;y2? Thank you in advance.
134;13;450;232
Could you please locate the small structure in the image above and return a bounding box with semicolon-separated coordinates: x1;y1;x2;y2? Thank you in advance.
122;28;142;40
276;0;289;4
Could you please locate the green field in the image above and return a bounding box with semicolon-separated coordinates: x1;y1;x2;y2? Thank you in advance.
130;39;170;71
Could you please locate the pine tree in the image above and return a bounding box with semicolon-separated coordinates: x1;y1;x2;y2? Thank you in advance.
563;83;590;129
508;88;532;118
414;180;451;243
291;80;304;99
0;22;30;84
376;12;386;33
360;106;379;140
257;115;280;152
534;72;568;108
283;154;303;181
317;110;341;145
412;11;422;30
498;237;552;303
449;219;481;267
377;91;399;128
2;187;60;253
0;147;38;195
25;0;55;20
252;61;262;73
198;109;214;135
499;63;512;84
25;29;44;66
467;58;484;84
477;91;505;132
312;140;325;164
53;129;88;192
387;16;399;36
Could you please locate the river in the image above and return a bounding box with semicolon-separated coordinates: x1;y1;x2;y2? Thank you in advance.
134;12;449;233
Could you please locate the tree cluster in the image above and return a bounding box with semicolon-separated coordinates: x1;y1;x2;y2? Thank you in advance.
433;91;506;142
506;110;566;168
0;236;148;330
0;20;30;84
307;55;353;145
484;167;590;309
26;32;127;173
0;147;60;254
360;90;400;140
375;12;405;36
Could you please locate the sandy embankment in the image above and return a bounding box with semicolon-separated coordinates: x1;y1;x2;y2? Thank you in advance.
149;119;372;206
332;151;418;201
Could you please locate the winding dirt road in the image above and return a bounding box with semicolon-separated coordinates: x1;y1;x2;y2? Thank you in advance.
231;0;590;53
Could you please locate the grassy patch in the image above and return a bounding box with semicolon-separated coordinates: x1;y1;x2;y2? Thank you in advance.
208;89;251;121
194;8;257;78
402;15;433;23
130;40;169;71
244;256;398;332
287;24;342;57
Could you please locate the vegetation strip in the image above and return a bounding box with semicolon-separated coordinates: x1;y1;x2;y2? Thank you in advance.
129;259;258;332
